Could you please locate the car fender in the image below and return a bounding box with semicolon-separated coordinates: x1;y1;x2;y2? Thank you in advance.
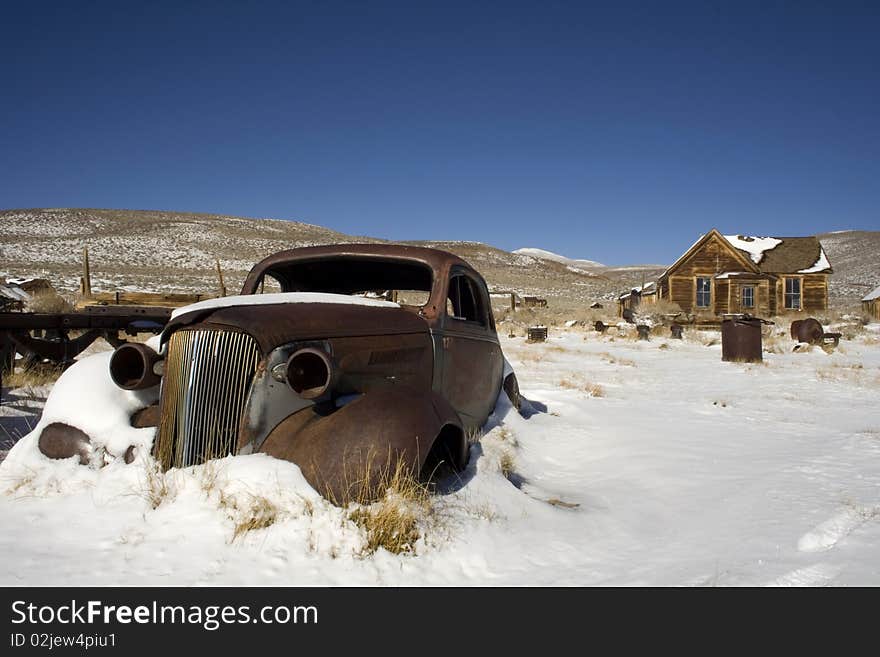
258;387;463;503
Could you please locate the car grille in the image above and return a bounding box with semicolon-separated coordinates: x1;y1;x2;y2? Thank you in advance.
154;328;261;469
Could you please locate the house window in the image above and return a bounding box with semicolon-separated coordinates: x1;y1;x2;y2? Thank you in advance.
696;277;711;308
784;278;801;310
741;285;755;308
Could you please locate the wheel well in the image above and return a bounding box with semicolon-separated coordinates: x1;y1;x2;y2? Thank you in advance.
420;424;466;481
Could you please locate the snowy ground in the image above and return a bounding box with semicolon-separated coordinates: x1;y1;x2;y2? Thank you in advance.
1;327;878;586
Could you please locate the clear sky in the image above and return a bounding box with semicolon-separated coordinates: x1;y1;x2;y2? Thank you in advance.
1;1;878;265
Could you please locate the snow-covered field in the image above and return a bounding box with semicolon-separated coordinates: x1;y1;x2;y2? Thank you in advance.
1;327;878;586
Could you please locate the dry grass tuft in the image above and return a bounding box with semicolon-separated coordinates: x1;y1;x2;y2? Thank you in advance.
2;468;37;496
346;457;433;556
586;382;605;397
25;290;73;314
547;497;580;509
496;427;518;446
517;350;545;363
598;352;636;367
142;461;175;509
229;495;280;541
559;376;604;396
4;365;63;389
499;450;516;479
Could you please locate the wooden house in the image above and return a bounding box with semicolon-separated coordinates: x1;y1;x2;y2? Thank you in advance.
617;281;657;318
863;285;880;321
655;229;832;319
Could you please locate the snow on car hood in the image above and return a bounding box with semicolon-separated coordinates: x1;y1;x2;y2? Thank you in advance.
170;292;400;320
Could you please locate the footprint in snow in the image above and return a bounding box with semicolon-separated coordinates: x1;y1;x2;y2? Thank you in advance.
797;507;878;553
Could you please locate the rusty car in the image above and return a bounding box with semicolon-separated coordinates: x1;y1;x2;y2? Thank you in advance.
37;245;521;502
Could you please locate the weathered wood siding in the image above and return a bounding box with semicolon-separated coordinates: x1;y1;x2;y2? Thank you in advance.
728;280;771;316
803;274;828;311
669;276;695;312
664;234;752;314
774;274;828;314
676;234;748;278
863;300;880;321
715;280;729;314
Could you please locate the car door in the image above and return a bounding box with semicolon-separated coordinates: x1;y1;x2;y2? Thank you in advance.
437;269;503;430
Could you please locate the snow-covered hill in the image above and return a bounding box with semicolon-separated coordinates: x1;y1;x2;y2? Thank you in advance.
513;247;606;270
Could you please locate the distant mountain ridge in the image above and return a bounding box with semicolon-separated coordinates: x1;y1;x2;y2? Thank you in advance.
0;209;875;306
512;247;606;270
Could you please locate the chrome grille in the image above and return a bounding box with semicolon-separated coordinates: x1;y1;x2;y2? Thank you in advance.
154;329;261;470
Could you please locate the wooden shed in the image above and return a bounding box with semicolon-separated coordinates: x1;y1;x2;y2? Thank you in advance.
655;229;832;320
617;281;657;318
863;285;880;321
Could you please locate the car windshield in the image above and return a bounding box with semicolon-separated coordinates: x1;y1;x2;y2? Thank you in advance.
251;257;434;308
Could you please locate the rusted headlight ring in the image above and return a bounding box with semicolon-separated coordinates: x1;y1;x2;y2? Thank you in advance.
285;347;336;399
109;343;164;390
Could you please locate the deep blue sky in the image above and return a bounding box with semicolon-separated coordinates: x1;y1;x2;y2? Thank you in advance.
1;1;878;264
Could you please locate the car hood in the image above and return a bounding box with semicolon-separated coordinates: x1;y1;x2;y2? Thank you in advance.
163;293;430;352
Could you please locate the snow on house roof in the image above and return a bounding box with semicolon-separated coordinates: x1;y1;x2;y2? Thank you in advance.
798;248;831;274
722;235;782;264
720;234;832;274
618;281;655;300
862;285;880;302
714;271;754;279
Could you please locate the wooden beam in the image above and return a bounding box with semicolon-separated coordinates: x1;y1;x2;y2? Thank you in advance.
82;247;92;298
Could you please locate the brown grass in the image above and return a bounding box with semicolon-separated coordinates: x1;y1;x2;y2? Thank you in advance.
597;352;635;367
546;497;580;509
496;427;518;447
4;363;63;388
348;501;425;556
345;456;433;556
229;494;280;541
142;461;175;509
559;376;605;397
499;450;516;479
25;290;73;314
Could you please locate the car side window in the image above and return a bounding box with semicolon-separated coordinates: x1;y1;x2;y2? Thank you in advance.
257;274;284;294
447;275;487;327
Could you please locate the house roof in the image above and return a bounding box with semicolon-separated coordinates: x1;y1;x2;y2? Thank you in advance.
659;230;833;282
735;236;832;274
863;284;880;302
618;281;656;300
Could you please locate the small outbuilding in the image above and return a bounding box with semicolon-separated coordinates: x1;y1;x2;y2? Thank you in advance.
863;284;880;321
617;281;656;318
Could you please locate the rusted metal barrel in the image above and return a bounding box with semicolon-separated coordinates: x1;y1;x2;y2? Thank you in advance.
790;318;824;345
721;316;763;362
670;324;683;339
527;326;548;342
636;324;651;340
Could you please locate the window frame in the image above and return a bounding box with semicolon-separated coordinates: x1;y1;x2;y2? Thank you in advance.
741;285;755;309
445;271;489;328
784;277;802;310
695;276;712;309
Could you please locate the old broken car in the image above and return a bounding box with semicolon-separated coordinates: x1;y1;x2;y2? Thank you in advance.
37;245;521;502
